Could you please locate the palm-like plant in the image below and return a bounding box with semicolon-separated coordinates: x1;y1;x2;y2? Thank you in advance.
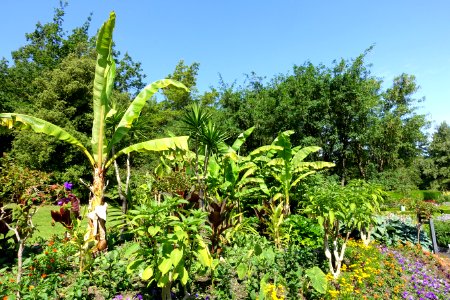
0;12;189;248
181;103;228;206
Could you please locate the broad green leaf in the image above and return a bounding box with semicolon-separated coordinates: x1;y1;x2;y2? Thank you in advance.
157;274;170;288
294;161;335;172
317;216;324;227
127;259;144;274
254;243;263;256
180;266;189;286
105;136;189;169
123;243;140;258
231;126;255;152
273;193;283;201
92;12;116;165
108;79;189;151
141;266;154;280
158;258;172;275
262;248;275;263
305;266;327;294
236;263;247;280
148;226;161;236
170;248;183;267
224;158;238;185
329;210;335;225
249;145;283;157
196;238;212;268
291;146;321;165
291;171;316;187
237;177;264;187
267;157;284;167
240;167;256;181
0;113;94;166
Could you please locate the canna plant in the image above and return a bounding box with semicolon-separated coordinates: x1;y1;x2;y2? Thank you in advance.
0;12;189;249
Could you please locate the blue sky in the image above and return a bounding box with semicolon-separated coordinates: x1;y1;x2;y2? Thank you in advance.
1;0;449;132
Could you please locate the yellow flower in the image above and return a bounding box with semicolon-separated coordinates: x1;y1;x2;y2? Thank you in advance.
29;285;35;290
328;290;339;298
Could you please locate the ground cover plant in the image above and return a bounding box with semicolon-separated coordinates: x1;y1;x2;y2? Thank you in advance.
1;7;450;300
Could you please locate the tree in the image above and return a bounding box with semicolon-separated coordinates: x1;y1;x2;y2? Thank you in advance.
163;60;200;110
1;12;189;255
369;74;428;173
9;55;95;183
327;49;381;184
422;122;450;190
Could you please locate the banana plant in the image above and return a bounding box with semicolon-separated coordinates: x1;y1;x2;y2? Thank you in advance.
249;130;335;214
205;126;268;215
0;12;189;248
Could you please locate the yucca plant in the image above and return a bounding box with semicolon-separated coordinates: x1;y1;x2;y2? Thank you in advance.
0;12;189;251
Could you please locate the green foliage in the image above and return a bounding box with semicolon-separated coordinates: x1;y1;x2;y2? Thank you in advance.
248;131;334;214
422;190;442;201
433;220;450;247
304;179;384;278
125;196;212;299
371;214;432;249
284;214;323;248
370;166;421;192
422;122;450;190
163;60;200;110
211;232;327;299
216;51;428;185
0;157;52;205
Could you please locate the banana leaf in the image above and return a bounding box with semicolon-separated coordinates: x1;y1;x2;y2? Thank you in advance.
0;113;94;166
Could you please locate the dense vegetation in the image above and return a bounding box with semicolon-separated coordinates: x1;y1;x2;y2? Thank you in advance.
1;3;449;300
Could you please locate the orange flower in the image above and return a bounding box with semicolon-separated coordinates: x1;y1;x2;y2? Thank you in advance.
3;296;9;300
52;248;57;253
41;274;47;279
48;240;54;246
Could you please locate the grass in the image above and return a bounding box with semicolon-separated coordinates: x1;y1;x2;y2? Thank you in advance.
4;203;124;242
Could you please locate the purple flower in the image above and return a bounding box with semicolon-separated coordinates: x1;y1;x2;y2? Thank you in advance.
134;294;143;300
63;181;73;190
57;197;70;206
113;295;123;300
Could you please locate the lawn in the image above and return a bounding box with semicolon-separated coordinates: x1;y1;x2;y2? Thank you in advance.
4;203;124;242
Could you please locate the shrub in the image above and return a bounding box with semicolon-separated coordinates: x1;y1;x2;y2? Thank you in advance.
434;220;450;247
422;190;442;201
284;214;323;248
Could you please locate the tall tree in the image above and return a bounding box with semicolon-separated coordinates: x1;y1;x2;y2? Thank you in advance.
422;122;450;190
162;60;200;110
368;74;428;176
328;51;382;184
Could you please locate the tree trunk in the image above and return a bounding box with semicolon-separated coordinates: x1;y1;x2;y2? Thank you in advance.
356;143;366;179
87;167;108;250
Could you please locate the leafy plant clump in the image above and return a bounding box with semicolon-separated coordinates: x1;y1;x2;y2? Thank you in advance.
434;220;450;248
371;214;433;250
